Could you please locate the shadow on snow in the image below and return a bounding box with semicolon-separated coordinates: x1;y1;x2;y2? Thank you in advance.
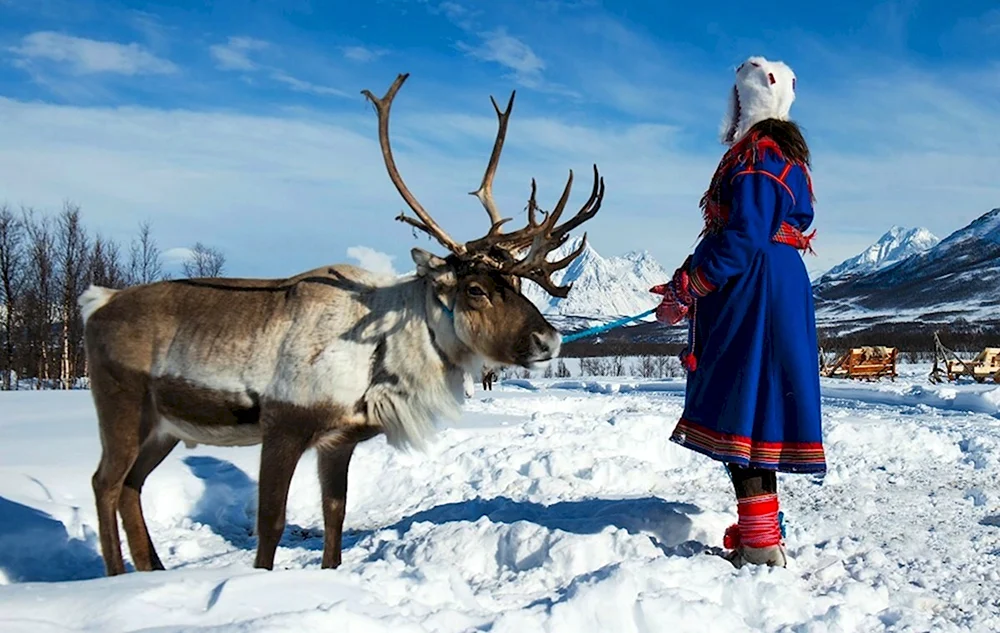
0;496;105;583
183;455;710;562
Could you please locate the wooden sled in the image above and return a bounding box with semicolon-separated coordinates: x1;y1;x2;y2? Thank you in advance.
929;333;1000;384
820;346;898;381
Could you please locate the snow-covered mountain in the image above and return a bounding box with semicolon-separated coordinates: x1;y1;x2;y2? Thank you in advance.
814;208;1000;324
522;237;670;326
819;226;939;282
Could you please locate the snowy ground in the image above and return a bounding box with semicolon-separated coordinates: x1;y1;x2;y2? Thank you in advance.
1;366;999;632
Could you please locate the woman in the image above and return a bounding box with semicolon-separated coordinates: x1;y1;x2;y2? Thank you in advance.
653;56;825;568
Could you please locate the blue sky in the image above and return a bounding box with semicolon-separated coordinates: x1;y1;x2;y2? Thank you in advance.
1;0;998;280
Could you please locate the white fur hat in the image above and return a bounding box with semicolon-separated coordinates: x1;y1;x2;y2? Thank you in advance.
720;56;797;145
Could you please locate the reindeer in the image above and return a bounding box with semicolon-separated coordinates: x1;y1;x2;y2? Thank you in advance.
79;73;605;576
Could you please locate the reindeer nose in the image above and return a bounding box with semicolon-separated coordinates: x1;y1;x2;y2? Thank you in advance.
531;330;561;359
523;328;561;369
532;331;551;355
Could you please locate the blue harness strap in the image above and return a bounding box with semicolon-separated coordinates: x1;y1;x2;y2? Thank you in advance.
439;298;654;346
560;308;656;344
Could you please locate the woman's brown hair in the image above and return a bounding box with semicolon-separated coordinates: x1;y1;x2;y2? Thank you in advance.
746;118;811;167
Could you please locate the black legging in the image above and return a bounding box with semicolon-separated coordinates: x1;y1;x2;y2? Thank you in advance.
726;463;777;499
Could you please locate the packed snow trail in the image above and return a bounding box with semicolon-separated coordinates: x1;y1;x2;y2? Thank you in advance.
0;379;999;632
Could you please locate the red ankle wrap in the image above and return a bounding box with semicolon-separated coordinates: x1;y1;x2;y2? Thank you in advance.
731;493;781;549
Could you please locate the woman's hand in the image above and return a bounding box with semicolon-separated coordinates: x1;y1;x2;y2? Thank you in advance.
655;290;689;324
651;256;695;325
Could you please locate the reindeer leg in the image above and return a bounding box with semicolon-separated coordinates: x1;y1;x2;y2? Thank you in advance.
90;387;145;577
253;429;311;570
93;449;139;576
317;443;356;569
119;433;178;571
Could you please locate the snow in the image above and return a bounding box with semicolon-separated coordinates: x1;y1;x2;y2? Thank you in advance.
522;237;669;325
2;367;1000;632
819;226;939;282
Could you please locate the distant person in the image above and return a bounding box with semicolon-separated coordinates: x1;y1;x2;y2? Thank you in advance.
652;56;825;568
481;367;497;391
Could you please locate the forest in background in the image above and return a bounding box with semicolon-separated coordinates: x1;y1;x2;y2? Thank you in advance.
0;201;225;390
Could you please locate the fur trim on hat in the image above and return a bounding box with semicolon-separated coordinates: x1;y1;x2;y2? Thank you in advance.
720;56;797;145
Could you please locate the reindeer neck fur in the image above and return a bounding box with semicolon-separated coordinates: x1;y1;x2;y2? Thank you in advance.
360;273;481;451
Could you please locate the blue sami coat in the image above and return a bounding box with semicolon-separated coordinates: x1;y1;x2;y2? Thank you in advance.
669;146;826;474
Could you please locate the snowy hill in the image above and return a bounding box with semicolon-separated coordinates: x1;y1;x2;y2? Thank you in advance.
522;237;670;327
815;208;1000;324
819;226;939;282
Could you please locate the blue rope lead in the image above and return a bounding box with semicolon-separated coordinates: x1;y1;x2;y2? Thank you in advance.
560;308;656;344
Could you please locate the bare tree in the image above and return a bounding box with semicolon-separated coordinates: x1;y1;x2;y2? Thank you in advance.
0;204;25;390
127;221;163;285
182;242;226;278
556;358;571;378
638;355;657;379
612;355;626;377
655;355;682;378
22;208;57;388
89;234;127;289
56;201;90;388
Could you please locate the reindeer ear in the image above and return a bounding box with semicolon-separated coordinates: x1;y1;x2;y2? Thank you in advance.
411;248;448;277
412;248;457;290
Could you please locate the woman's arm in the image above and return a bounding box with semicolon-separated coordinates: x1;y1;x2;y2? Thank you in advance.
689;171;790;296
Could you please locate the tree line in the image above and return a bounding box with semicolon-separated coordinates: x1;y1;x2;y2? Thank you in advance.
0;201;226;390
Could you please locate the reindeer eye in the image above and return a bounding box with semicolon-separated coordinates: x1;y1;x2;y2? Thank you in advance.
467;285;487;298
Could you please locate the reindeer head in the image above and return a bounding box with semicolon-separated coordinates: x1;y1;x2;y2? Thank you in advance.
362;74;604;369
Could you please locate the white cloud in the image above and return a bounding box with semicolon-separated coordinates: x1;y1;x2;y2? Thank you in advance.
208;37;347;98
9;31;178;76
270;72;349;97
429;3;573;94
341;45;386;63
434;1;477;30
163;246;195;265
347;246;398;277
437;1;469;21
452;24;576;95
209;36;269;71
459;28;544;83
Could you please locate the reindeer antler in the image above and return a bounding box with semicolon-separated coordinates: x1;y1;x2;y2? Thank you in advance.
469;91;516;231
468;165;605;298
364;74;604;297
362;73;466;256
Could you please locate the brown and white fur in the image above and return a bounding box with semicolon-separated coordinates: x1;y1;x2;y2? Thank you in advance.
80;248;560;576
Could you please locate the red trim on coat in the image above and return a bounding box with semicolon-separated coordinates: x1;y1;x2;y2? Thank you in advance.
671;418;827;467
778;163;792;181
730;168;797;204
689;267;715;297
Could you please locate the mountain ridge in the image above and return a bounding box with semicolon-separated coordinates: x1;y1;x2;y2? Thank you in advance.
819;225;939;282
